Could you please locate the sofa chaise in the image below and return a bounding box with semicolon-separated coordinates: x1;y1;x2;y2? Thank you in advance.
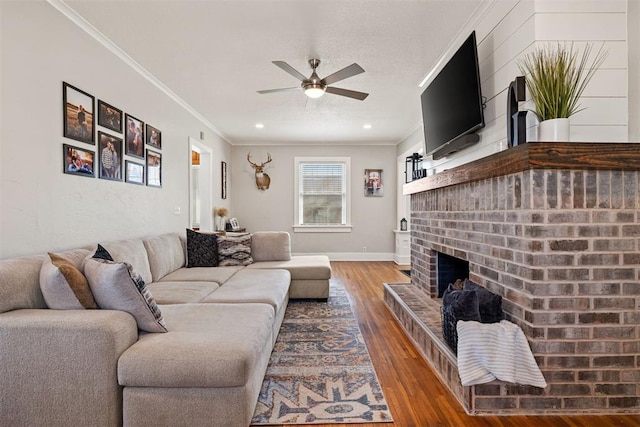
0;231;331;427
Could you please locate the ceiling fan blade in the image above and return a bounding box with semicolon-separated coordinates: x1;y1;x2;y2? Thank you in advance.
257;87;300;94
325;86;369;101
272;61;307;81
322;63;365;85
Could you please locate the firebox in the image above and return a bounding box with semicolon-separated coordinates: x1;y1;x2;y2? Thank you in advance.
436;252;469;297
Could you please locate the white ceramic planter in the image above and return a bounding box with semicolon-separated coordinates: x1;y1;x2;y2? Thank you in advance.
538;118;570;142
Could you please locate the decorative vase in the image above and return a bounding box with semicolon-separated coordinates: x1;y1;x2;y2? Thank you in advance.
538;118;570;142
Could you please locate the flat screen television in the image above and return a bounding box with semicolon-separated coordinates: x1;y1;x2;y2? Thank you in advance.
420;31;484;160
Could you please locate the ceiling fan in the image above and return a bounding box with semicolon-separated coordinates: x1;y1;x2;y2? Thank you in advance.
257;59;369;101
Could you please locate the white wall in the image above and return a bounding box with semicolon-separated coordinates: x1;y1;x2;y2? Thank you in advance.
629;0;640;141
230;144;397;259
407;0;630;176
0;1;230;258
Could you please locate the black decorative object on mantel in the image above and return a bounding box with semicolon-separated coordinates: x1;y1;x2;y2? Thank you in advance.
507;76;526;147
405;153;424;183
400;218;407;231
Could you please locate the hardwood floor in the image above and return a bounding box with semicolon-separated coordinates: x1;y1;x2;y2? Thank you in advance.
300;261;640;427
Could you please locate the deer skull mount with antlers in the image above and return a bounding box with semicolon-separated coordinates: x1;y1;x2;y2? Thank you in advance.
247;152;272;190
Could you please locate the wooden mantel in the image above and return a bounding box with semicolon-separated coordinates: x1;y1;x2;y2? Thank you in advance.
404;142;640;195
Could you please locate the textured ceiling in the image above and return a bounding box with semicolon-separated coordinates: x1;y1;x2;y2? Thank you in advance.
64;0;482;145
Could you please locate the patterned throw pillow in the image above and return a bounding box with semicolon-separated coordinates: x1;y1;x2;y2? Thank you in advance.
217;233;254;266
84;244;167;333
39;253;98;309
186;229;218;268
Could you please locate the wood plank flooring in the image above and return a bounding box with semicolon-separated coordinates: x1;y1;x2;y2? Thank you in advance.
291;261;640;427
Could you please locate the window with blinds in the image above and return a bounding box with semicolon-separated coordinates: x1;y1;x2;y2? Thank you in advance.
294;157;350;230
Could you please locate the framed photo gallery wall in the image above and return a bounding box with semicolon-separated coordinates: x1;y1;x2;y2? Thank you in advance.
62;81;162;188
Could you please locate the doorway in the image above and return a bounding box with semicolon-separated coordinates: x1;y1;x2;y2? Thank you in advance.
189;137;213;231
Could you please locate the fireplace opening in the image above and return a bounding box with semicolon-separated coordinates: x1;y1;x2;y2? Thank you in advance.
436;252;469;297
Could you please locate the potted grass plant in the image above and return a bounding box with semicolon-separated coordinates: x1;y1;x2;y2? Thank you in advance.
518;42;608;141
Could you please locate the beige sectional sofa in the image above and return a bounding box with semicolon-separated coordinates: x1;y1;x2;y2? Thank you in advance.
0;231;331;427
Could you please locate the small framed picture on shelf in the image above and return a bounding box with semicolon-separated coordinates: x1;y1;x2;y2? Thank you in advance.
125;160;145;185
97;100;123;133
125;113;145;158
63;82;95;145
98;131;123;181
146;149;162;188
63;143;95;178
146;124;161;149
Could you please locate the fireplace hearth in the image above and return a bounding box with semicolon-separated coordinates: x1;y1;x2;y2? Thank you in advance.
387;143;640;416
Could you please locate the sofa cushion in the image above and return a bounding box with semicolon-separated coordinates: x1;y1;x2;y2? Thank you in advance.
143;233;185;281
118;303;274;388
186;229;218;268
217;233;253;266
158;265;243;284
100;239;153;285
245;255;331;280
147;281;220;304
251;231;291;262
85;246;167;333
201;269;290;310
39;253;97;309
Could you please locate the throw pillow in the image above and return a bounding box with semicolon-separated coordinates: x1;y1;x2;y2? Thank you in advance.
463;279;504;323
217;233;253;266
84;246;167;333
186;229;218;268
39;253;98;309
442;284;481;322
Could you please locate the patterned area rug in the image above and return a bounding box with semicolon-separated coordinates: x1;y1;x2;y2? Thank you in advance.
251;283;393;425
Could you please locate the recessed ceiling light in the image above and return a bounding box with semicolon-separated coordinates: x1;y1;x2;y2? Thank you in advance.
363;124;372;130
255;123;264;129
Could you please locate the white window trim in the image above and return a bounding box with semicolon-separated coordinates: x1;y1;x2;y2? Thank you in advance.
293;156;352;233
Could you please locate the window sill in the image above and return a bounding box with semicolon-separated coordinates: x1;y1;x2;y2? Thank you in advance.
293;225;352;233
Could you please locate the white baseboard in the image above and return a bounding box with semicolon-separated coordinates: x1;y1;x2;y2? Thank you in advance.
394;254;411;265
292;252;395;261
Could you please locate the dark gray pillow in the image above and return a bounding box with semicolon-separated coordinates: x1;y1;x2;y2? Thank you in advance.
463;279;504;323
442;284;481;322
186;229;218;268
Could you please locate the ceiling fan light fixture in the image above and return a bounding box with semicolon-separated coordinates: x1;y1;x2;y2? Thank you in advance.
303;83;326;98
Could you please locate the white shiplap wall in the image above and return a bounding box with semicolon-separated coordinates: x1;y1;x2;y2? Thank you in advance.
420;0;629;175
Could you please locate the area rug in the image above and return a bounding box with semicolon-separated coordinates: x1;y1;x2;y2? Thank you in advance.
251;283;393;425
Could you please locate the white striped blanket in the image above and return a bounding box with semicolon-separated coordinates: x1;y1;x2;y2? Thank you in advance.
456;320;547;389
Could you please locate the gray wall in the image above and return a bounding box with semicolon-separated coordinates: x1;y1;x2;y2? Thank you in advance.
0;1;230;258
230;144;397;259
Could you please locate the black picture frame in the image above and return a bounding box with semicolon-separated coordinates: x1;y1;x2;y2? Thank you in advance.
63;143;95;178
63;82;95;145
98;131;123;181
146;124;162;149
125;160;145;185
221;161;227;199
146;149;162;188
97;100;123;133
125;113;145;158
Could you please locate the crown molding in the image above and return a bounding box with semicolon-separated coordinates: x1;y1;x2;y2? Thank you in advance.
46;0;228;142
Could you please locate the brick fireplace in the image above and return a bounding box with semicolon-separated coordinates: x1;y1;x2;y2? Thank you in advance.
385;143;640;415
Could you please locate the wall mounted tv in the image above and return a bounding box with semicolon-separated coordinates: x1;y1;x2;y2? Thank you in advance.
420;31;485;160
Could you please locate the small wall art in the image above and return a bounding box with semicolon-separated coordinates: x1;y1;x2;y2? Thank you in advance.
97;100;123;133
63;143;95;177
125;113;145;158
146;124;161;149
221;161;227;199
98;131;123;181
63;82;95;145
146;149;162;188
364;169;383;197
125;160;145;185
